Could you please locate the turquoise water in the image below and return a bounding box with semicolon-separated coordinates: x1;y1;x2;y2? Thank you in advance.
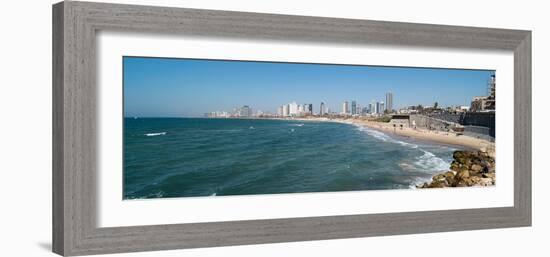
123;118;457;199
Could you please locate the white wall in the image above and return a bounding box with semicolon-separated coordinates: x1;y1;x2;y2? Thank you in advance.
0;0;547;256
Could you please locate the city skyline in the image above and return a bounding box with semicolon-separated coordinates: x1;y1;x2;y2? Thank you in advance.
124;57;495;117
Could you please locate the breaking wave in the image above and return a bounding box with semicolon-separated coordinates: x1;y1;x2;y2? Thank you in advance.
145;132;166;137
414;150;450;172
354;124;450;175
355;125;418;149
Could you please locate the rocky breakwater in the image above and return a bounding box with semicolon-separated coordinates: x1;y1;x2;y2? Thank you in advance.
418;150;495;188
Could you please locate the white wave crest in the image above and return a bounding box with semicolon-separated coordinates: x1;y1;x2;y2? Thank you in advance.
145;132;166;137
355;125;418;149
414;150;450;173
289;123;304;127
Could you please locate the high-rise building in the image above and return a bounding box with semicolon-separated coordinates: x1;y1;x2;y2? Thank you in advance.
375;102;380;114
351;101;357;115
320;102;326;116
283;104;290;117
342;101;349;114
385;92;393;112
380;102;385;113
304;104;313;115
368;102;374;114
240;105;252;117
356;104;362;116
297;104;304;114
289;102;298;116
277;106;283;117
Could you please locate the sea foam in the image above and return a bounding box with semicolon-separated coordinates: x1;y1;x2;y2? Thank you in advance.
414;150;450;172
289;123;305;127
145;132;166;137
355;125;418;149
356;125;449;174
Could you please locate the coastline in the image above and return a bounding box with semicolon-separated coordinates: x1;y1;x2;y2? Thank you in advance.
273;116;495;157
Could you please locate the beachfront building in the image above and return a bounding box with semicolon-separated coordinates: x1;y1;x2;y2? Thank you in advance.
282;104;290;117
277;106;283;117
205;111;230;118
289;102;299;116
304;103;313;115
342;101;350;115
320;102;326;116
239;105;252;117
386;92;393;112
380;102;385;114
351;101;357;115
470;74;496;112
297;104;304;115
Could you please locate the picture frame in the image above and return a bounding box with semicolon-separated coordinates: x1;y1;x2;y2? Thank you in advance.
52;1;531;256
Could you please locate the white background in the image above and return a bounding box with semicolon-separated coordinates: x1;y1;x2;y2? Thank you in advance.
0;0;547;256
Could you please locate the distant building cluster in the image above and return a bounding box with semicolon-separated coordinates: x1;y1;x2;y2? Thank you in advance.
204;105;276;118
338;92;394;117
277;102;314;117
204;77;495;119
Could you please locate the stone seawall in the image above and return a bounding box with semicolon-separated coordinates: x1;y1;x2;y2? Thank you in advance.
409;114;457;131
425;112;495;137
462;112;495;137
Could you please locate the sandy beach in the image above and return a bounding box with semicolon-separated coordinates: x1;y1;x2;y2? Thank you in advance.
280;116;495;157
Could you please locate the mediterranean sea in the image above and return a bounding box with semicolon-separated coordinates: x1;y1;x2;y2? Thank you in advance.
123;118;457;199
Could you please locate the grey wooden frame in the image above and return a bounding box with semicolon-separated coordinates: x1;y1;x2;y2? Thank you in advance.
52;1;531;256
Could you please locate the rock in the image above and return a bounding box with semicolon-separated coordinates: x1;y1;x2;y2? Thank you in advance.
453;151;467;160
444;171;455;177
417;150;496;189
479;178;493;186
469;176;481;185
457;170;470;179
443;171;455;185
454;180;468;187
471;164;483;173
429;181;447;188
450;162;461;172
433;174;447;182
416;183;429;188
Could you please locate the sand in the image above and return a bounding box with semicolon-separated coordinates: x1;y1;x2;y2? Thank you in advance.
284;117;495;156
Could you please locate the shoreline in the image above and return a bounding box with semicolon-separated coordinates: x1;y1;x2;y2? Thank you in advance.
273;116;495;157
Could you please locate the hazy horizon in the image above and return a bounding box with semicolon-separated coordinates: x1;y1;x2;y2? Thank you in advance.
123;56;495;117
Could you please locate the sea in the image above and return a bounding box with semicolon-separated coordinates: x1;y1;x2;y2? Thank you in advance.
123;118;458;199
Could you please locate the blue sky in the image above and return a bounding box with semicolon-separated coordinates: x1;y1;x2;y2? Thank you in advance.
123;57;494;117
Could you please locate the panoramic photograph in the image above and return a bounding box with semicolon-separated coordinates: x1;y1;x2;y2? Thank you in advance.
123;56;496;200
